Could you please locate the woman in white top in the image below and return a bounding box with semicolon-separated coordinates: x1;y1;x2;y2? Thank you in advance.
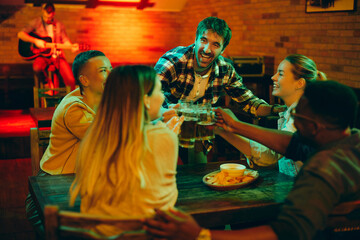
70;65;179;236
217;54;327;176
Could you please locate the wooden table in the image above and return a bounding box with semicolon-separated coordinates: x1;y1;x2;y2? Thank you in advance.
29;162;294;228
29;107;55;128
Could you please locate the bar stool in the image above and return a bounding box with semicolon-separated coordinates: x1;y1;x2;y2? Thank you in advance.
33;63;70;108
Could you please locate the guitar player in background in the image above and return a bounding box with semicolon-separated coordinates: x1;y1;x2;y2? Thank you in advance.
17;3;78;90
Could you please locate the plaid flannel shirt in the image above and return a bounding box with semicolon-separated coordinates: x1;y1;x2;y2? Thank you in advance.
155;44;267;117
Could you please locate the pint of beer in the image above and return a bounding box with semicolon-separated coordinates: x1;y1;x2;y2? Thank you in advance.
179;112;198;148
197;121;215;140
196;102;215;140
178;100;198;148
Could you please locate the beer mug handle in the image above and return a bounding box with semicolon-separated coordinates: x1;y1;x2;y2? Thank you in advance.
210;109;216;122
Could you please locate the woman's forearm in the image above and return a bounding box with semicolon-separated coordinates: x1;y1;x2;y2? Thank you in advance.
230;120;293;155
216;128;252;156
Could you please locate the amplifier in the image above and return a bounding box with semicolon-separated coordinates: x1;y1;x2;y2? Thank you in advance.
230;56;264;77
227;56;276;105
229;56;274;77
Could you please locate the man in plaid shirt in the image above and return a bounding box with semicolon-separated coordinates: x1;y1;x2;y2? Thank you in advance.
156;17;281;120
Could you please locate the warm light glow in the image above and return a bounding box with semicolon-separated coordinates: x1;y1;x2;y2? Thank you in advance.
98;0;141;2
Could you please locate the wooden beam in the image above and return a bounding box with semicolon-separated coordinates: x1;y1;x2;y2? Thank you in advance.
137;0;155;10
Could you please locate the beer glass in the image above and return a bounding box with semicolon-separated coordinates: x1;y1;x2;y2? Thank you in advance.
178;100;198;148
196;102;215;140
176;99;193;117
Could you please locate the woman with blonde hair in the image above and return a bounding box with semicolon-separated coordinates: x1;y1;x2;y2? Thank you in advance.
217;54;326;176
70;65;179;235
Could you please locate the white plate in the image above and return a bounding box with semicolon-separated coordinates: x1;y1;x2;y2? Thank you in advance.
202;169;259;191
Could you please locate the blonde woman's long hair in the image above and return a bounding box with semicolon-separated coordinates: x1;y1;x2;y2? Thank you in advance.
69;65;157;208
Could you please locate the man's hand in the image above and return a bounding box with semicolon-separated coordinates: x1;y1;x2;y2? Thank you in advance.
62;41;80;52
34;38;46;49
144;208;201;240
214;107;239;132
71;43;79;52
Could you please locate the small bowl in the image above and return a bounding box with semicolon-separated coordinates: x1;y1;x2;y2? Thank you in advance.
220;163;246;177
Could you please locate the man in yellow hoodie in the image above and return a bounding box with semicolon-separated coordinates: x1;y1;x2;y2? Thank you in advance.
26;50;112;238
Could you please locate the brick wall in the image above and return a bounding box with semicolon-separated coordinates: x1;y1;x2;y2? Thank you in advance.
178;0;360;88
1;0;359;87
0;4;182;65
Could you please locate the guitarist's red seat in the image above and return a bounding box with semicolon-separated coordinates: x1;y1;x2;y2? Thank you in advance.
34;62;57;89
33;57;72;108
47;64;56;73
33;62;70;108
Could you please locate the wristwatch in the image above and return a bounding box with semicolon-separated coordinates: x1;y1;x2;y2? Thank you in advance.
271;104;280;115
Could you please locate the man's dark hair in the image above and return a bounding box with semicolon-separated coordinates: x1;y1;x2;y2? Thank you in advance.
196;17;232;50
304;80;358;129
43;3;55;13
72;50;106;94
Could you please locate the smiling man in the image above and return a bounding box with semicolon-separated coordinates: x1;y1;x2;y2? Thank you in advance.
155;17;282;164
40;50;112;175
155;17;279;118
25;50;112;239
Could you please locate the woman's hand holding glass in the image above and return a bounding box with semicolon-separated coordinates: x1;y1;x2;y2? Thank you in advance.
161;104;180;123
166;115;185;135
214;107;239;132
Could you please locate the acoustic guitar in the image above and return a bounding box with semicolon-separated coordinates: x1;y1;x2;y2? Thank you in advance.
18;32;89;60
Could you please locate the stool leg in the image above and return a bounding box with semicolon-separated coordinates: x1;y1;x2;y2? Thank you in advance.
33;87;39;108
48;70;55;96
34;73;40;89
43;98;47;108
53;71;60;95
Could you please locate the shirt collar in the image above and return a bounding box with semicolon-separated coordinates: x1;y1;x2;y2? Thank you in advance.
280;101;298;119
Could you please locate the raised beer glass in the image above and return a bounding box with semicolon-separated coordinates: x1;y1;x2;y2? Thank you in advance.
178;100;198;148
196;102;215;140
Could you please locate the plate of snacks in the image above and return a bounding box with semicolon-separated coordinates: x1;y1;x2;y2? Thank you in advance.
203;165;259;191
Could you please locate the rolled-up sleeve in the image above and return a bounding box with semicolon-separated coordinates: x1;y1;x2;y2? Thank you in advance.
155;57;178;107
224;69;267;117
285;132;314;162
21;18;39;33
